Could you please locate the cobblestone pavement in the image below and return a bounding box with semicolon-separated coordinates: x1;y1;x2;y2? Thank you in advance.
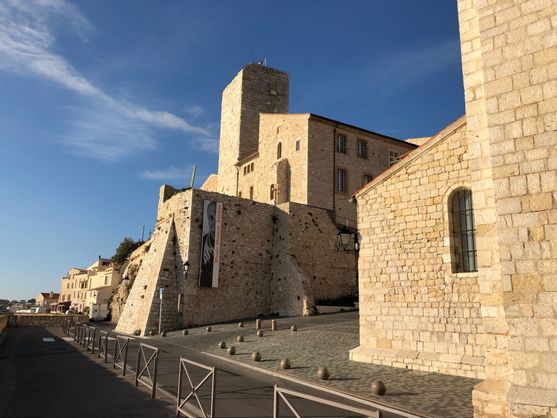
159;311;479;418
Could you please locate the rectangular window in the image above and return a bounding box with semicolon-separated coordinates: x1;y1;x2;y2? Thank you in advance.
389;151;401;166
336;169;346;193
295;139;300;151
336;134;346;154
250;162;254;172
249;186;254;200
363;174;372;185
104;277;109;285
238;191;242;198
358;140;367;159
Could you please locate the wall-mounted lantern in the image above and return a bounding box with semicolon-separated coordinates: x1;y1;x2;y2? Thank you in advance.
337;226;359;252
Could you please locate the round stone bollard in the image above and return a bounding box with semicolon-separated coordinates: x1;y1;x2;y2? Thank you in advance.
251;351;261;362
227;346;236;356
206;326;212;333
161;331;167;337
370;380;387;396
271;320;277;331
257;330;264;337
149;330;156;336
238;322;244;328
236;335;244;342
134;330;141;336
183;329;188;336
255;319;261;330
317;367;329;380
218;341;226;349
290;325;297;332
280;358;291;370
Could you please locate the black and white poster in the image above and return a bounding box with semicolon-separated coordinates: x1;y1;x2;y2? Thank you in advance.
198;200;222;288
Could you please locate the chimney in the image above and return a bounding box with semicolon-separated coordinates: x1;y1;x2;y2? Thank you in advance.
49;291;54;298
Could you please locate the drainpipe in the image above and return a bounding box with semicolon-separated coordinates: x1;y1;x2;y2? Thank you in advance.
332;124;338;216
235;165;240;197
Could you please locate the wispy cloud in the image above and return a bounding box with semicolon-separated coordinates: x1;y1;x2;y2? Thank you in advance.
366;40;461;97
140;166;194;181
191;136;219;154
0;0;214;160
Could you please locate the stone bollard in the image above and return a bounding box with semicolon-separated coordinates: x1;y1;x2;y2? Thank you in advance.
227;346;236;355
218;341;226;349
238;322;244;328
149;330;156;336
370;380;386;396
206;326;211;332
317;367;329;380
271;320;277;331
251;351;261;362
290;325;297;332
257;330;264;337
161;331;167;337
237;335;244;342
255;319;261;330
280;358;291;369
183;329;188;335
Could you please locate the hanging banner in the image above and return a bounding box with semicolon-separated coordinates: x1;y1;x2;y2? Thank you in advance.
199;200;222;288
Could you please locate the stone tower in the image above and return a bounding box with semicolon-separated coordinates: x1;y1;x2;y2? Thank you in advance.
217;63;289;196
458;1;557;417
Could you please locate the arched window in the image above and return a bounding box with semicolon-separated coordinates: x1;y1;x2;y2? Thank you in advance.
277;141;282;159
449;188;477;273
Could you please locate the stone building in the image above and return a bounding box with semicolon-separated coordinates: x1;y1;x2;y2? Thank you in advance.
116;63;415;335
353;1;557;417
59;257;121;313
35;292;60;308
205;64;416;227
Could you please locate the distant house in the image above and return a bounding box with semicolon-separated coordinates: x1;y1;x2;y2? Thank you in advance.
36;292;60;309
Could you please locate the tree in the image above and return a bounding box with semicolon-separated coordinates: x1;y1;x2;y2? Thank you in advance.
27;298;36;304
111;237;144;266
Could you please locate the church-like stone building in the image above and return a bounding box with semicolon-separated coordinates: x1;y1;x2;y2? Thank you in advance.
353;1;557;417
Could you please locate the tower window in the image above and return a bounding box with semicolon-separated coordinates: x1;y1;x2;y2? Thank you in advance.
336;169;346;193
336;134;347;154
362;174;372;185
249;186;254;200
389;151;401;166
295;139;300;151
358;140;367;159
277;142;282;159
450;188;477;273
270;184;275;200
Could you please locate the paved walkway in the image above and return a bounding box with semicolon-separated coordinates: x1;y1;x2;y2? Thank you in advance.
153;311;479;418
0;326;176;418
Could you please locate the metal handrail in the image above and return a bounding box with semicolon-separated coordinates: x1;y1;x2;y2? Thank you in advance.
135;343;159;399
113;336;130;376
176;357;216;418
87;326;96;352
97;330;109;362
273;385;382;418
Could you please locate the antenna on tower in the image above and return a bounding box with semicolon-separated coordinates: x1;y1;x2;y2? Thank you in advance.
189;164;197;188
257;58;267;66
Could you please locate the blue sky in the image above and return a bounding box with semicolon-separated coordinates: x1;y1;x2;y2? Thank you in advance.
0;0;464;300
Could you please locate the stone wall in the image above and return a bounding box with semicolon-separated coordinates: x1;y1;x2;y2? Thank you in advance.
308;116;416;226
7;314;87;327
351;118;488;379
458;1;557;417
117;184;359;334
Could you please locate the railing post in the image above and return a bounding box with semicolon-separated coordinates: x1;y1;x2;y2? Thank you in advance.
176;359;183;417
273;385;279;418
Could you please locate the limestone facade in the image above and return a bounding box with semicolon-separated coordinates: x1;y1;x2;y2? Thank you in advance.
59;257;121;313
350;117;490;379
354;1;557;417
116;186;357;335
212;64;416;226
